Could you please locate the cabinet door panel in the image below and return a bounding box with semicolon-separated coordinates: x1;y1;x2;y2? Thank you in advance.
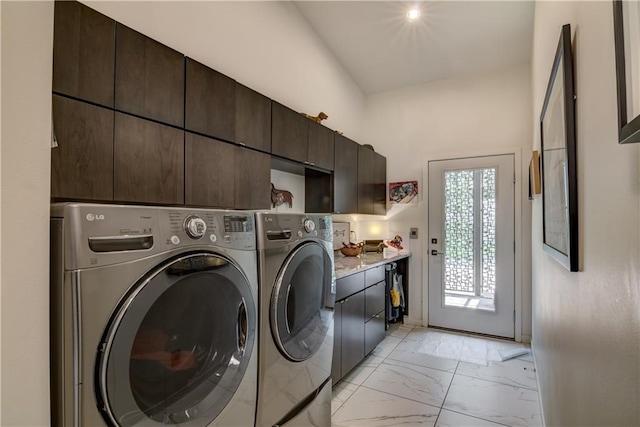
51;95;114;201
53;1;115;107
236;83;271;152
114;113;184;204
336;272;364;301
341;291;365;377
331;301;343;384
185;58;236;142
185;133;235;208
374;152;387;215
365;281;385;321
333;134;358;214
365;310;385;355
358;145;375;214
308;122;334;171
235;148;271;210
115;24;184;127
271;101;308;163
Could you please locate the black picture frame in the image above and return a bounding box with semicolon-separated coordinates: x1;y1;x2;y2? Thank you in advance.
540;24;578;272
613;0;640;144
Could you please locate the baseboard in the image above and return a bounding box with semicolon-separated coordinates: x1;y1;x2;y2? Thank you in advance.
521;334;532;344
402;316;422;327
531;341;546;427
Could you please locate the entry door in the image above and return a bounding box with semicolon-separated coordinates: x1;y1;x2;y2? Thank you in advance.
428;154;515;338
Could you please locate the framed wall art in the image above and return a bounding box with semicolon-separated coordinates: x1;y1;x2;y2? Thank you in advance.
540;24;579;272
613;0;640;144
529;150;541;200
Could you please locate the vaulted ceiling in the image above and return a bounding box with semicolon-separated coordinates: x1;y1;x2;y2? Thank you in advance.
294;1;535;95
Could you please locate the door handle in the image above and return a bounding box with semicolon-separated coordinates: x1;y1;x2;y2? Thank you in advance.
237;298;247;356
431;250;444;256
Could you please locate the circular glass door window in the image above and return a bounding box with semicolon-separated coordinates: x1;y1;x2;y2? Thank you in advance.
96;252;255;426
271;242;333;362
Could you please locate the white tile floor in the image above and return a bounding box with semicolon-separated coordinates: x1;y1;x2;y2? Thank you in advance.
331;325;542;427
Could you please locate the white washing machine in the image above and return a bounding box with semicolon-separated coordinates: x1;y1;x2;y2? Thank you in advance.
255;213;335;427
50;203;258;427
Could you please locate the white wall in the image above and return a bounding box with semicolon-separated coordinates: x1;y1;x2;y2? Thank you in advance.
531;2;640;425
85;0;365;142
1;1;54;425
0;1;366;424
362;64;533;335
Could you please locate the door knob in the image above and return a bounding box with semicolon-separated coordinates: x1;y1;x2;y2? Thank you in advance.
431;250;444;256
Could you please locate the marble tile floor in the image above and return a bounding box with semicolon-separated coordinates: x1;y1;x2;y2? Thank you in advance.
331;325;541;427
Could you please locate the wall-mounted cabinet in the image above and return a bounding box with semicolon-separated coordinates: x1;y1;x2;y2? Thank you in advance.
53;1;115;107
185;133;271;210
272;101;309;164
356;146;387;215
373;152;387;215
185;58;236;142
236;83;272;152
115;24;184;127
272;101;335;170
114;113;185;205
51;0;367;213
51;95;114;201
333;134;359;214
308;121;335;171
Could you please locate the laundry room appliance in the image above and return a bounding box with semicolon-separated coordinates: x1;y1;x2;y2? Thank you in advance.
50;203;258;427
254;213;335;427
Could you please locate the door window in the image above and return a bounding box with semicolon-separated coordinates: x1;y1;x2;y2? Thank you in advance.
97;253;255;426
271;242;333;362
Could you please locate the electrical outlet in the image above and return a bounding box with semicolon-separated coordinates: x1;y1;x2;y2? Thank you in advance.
410;228;418;239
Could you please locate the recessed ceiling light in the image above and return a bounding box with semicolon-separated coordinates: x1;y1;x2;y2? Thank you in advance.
407;8;421;21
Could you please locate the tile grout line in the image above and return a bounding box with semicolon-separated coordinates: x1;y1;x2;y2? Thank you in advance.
453;371;539;392
434;358;460;426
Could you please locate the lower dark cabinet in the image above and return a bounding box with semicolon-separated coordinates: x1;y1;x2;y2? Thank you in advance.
340;291;365;378
114;113;184;205
365;310;385;355
331;301;342;383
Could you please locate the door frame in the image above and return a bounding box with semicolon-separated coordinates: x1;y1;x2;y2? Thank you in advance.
422;147;524;342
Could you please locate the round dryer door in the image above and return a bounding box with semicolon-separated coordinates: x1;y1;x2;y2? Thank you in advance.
96;252;255;426
271;241;333;362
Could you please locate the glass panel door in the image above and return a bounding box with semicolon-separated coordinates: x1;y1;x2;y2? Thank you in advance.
428;155;515;338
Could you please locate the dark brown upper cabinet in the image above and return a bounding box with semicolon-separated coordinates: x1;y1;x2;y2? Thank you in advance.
53;1;115;107
333;134;359;214
373;152;387;215
235;148;271;210
272;101;308;164
272;101;335;171
51;95;114;201
358;145;375;214
308;121;335;171
115;24;184;127
185;58;236;142
114;113;184;205
236;83;271;152
185;132;270;210
185;133;236;208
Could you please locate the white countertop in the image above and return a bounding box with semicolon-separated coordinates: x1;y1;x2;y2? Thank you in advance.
334;251;411;279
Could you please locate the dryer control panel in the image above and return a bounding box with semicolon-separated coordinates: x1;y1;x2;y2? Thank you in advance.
51;203;256;270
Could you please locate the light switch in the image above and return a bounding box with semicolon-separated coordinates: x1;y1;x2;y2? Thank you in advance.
410;228;418;239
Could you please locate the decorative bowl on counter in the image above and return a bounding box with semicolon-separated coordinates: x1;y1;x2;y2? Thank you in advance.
339;246;361;257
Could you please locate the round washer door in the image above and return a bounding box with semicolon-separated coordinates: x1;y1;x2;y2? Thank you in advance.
96;252;255;426
271;241;333;362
